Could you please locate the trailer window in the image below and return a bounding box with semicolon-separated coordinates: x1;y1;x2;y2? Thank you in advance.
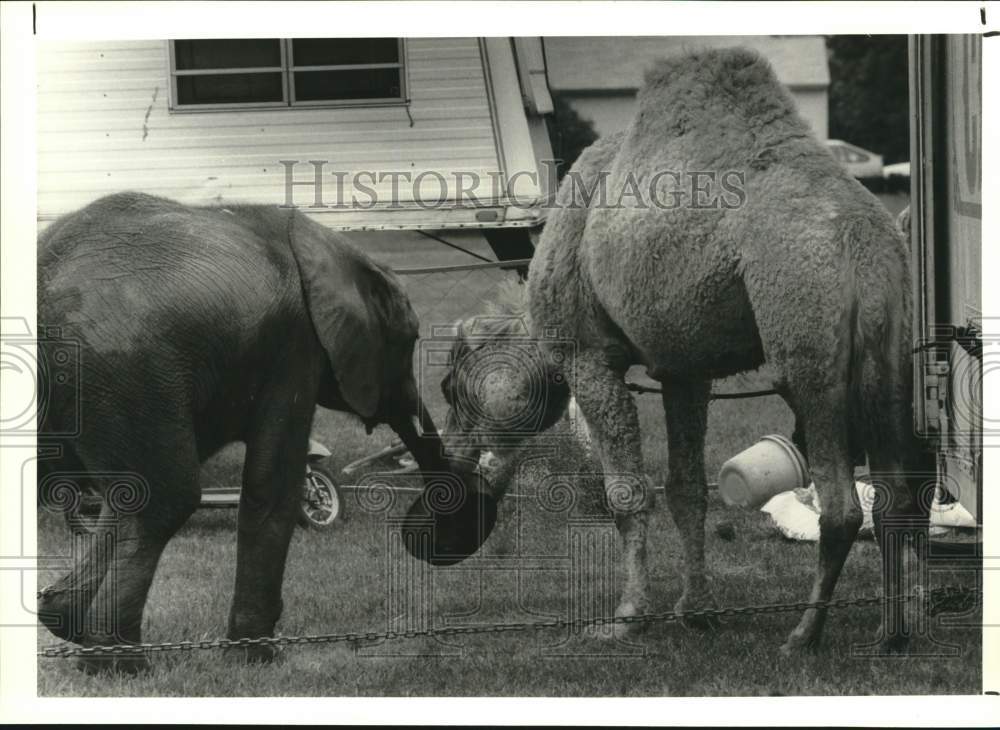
289;39;404;103
169;39;405;110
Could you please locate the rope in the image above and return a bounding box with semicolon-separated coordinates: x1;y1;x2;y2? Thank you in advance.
395;258;533;275
415;230;493;263
626;382;780;400
37;585;979;659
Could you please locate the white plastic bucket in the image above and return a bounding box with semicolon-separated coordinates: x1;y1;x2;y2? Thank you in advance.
717;434;809;509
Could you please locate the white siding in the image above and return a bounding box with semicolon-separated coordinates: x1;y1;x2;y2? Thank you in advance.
37;39;506;226
563;93;638;137
792;88;828;141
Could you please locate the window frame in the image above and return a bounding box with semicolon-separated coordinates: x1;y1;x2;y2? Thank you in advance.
168;39;407;112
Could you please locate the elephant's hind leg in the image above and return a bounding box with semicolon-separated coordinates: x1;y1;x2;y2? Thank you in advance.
660;379;718;627
38;449;115;644
38;499;115;644
72;430;202;675
570;349;653;637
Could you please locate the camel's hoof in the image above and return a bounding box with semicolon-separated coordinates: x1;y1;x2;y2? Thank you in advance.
878;636;911;656
225;640;282;665
584;622;619;640
614;597;649;639
587;598;650;640
75;650;151;676
872;625;912;655
779;630;819;656
675;591;720;631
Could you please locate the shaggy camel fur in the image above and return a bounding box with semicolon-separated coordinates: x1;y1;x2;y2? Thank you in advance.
441;279;571;466
448;47;930;653
441;280;600;499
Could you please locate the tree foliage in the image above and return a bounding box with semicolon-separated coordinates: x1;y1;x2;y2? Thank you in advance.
546;93;599;180
826;35;910;165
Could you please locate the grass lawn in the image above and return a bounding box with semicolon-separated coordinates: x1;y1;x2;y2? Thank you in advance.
37;204;983;696
36;485;983;697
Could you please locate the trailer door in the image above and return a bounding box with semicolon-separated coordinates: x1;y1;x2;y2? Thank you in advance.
909;34;982;520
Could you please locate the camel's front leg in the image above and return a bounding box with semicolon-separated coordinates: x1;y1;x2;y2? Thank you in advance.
661;379;718;628
570;348;653;636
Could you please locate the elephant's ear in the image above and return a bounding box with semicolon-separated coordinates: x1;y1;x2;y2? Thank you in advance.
287;212;384;418
440;319;471;403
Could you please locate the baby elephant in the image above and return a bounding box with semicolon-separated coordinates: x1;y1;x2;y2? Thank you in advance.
37;192;489;673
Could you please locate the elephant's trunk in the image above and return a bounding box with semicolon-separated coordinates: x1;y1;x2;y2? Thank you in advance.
388;403;497;567
439;406;484;466
388;402;450;474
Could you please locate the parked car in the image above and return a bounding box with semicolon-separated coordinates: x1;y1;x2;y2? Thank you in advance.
824;139;884;178
882;161;911;178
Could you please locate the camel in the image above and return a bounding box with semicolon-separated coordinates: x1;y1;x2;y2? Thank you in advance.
442;47;931;653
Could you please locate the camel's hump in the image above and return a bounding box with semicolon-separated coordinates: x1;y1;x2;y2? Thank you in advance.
641;46;775;95
638;46;800;120
630;46;813;167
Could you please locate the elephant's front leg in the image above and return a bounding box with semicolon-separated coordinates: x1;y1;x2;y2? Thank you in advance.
228;386;316;663
571;349;653;636
660;379;717;628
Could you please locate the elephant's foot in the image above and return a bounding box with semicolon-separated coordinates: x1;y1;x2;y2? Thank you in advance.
675;587;720;631
74;643;151;676
37;586;88;643
227;607;283;664
224;640;282;665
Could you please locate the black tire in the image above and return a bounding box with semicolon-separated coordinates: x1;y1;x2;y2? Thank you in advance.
298;462;345;529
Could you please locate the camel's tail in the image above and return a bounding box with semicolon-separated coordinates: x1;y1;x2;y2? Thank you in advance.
845;220;916;467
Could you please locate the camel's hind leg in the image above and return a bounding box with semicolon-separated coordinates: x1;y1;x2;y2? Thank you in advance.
780;387;863;653
742;250;864;651
866;421;934;652
570;348;653;636
660;379;717;626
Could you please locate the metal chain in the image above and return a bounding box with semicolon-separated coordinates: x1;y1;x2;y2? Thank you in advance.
37;585;980;659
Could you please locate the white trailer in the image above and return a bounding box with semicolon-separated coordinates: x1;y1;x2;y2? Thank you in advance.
909;34;982;522
36;37;553;242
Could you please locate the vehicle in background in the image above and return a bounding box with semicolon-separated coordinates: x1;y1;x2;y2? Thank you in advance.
64;438;345;531
298;440;345;529
824;139;884;177
883;161;911;178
